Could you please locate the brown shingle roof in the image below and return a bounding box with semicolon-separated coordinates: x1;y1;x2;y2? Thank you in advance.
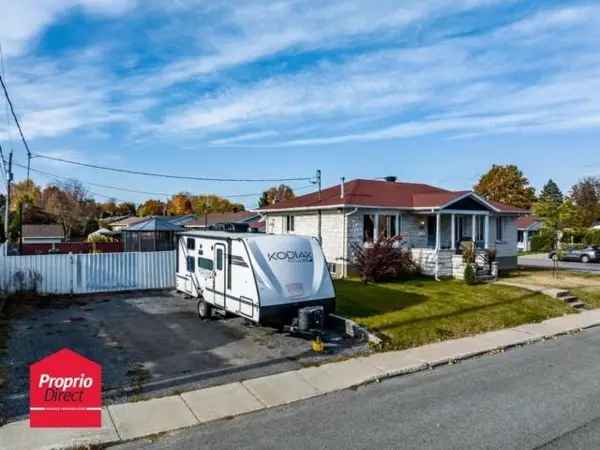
22;224;64;238
515;215;541;230
257;178;527;213
185;211;260;228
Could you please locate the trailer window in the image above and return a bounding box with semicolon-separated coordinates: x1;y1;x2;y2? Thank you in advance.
186;238;195;250
216;248;223;271
197;257;213;271
186;256;195;272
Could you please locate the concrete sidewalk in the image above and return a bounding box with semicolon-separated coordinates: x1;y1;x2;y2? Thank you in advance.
4;309;600;450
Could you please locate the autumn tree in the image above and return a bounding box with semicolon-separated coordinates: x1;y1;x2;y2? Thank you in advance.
137;199;167;216
10;179;41;211
43;180;95;239
99;200;118;217
258;184;295;208
474;165;536;209
570;177;600;227
192;195;245;215
167;193;194;215
116;202;136;216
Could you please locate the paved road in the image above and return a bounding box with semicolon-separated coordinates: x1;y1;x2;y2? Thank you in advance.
519;254;600;273
112;327;600;450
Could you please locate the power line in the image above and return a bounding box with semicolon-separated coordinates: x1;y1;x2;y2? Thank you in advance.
0;72;32;180
32;153;315;183
15;162;315;202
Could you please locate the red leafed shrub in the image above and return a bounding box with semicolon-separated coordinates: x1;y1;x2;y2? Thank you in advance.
351;236;418;283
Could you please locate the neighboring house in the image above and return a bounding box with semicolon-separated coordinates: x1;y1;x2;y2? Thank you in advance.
109;215;195;232
185;211;264;231
258;177;526;279
591;221;600;230
516;216;543;252
22;224;65;244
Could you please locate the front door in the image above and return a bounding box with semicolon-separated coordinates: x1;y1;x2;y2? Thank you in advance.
213;243;226;308
427;216;437;248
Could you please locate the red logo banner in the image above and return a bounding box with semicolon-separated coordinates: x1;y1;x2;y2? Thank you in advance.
30;348;102;428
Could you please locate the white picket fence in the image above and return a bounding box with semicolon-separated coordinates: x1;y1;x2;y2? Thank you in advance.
0;249;176;295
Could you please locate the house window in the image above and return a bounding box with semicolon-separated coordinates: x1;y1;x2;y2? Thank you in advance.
197;257;213;271
476;216;485;243
496;217;504;242
187;238;195;250
286;215;295;232
363;214;375;243
398;215;405;234
186;256;195;272
517;230;524;243
378;215;397;239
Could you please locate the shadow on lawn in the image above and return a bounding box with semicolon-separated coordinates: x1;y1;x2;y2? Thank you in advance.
337;281;429;318
374;291;544;333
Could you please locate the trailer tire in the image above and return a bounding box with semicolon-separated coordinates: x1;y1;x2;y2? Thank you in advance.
197;300;212;320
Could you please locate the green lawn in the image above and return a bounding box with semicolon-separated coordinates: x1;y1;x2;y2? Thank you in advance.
572;288;600;309
500;269;600;310
335;277;573;350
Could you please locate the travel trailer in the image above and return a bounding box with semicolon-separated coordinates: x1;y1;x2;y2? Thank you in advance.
176;231;336;326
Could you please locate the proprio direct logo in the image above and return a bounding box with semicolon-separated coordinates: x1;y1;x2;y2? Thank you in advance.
30;348;102;428
267;250;313;263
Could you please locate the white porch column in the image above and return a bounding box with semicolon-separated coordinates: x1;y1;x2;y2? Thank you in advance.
451;214;456;250
523;230;529;252
484;215;490;249
472;214;477;244
374;213;380;242
395;213;400;236
436;213;442;250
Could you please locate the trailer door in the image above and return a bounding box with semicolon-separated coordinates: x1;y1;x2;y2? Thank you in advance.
213;243;226;308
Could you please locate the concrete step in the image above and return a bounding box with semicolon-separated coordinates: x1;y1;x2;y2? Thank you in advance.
562;296;579;303
556;291;572;299
569;301;586;309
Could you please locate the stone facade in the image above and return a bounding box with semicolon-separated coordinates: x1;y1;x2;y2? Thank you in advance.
263;208;519;278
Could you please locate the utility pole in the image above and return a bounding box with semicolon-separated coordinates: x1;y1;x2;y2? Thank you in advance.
1;147;12;252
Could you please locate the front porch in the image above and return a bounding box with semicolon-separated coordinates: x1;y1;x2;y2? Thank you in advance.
411;211;498;280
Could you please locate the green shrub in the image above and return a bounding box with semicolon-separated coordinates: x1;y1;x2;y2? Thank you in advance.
531;230;555;252
561;229;586;244
584;229;600;247
464;264;477;285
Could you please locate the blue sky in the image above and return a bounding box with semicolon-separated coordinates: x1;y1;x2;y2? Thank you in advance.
1;0;599;208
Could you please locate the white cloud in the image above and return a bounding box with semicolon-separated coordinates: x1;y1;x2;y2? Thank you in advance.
0;0;136;57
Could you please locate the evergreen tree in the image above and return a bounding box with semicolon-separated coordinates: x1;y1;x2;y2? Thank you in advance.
539;179;563;206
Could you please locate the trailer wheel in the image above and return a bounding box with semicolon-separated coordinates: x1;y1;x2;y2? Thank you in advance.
197;300;212;320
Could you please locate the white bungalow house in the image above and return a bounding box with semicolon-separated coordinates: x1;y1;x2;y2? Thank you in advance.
257;177;526;279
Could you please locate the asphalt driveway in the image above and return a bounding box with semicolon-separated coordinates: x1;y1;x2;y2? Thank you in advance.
0;290;364;423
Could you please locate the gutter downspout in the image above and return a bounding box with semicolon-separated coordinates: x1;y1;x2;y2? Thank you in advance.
343;207;358;278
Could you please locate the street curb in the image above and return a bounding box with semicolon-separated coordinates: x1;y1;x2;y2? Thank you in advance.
4;310;600;450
